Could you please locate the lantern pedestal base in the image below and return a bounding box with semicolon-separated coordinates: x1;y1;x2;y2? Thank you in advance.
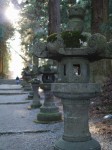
31;103;42;109
52;83;101;150
27;91;34;100
23;85;31;91
54;138;101;150
37;83;62;123
30;83;41;109
37;111;62;123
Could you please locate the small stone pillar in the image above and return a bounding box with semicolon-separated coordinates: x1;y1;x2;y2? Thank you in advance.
27;66;39;100
22;75;32;91
30;78;42;108
27;91;34;100
21;67;32;91
37;65;62;123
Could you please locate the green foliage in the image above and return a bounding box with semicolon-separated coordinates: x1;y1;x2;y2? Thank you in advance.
47;33;57;42
18;0;48;60
0;1;15;78
62;31;86;47
47;31;87;48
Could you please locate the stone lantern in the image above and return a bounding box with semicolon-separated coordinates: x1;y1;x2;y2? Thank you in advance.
37;65;62;123
33;3;112;149
44;4;112;150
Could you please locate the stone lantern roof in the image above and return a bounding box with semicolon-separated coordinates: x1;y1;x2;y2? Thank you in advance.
46;33;112;61
45;3;112;61
30;4;112;62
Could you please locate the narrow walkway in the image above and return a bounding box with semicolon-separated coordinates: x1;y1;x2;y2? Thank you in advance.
0;83;111;150
0;84;63;150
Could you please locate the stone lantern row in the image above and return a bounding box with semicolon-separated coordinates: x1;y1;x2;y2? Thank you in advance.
22;65;62;123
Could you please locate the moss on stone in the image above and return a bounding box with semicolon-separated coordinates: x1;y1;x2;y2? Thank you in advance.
47;31;87;48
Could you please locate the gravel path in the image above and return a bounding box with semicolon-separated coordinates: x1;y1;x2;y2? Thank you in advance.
0;84;111;150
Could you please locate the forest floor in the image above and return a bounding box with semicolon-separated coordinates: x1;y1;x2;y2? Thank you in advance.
89;97;112;150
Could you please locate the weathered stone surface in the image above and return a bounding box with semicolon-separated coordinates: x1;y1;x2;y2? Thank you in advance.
52;82;101;150
52;83;100;99
67;5;85;32
31;83;42;108
88;33;107;54
57;57;90;83
37;83;62;123
54;138;101;150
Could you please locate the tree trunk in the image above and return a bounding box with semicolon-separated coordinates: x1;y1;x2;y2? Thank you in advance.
90;0;112;85
109;0;112;14
68;0;76;4
48;0;60;35
91;0;109;34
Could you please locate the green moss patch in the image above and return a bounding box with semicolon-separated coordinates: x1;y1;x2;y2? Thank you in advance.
47;31;87;48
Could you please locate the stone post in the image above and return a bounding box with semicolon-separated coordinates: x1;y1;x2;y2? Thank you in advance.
37;65;62;123
22;75;32;91
27;66;39;100
30;79;42;109
21;67;32;91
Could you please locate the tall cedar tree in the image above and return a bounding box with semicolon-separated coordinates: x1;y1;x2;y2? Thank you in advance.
68;0;76;4
48;0;61;35
91;0;109;34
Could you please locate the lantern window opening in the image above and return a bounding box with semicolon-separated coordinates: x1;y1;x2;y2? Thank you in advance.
64;64;66;76
73;64;80;76
45;75;49;80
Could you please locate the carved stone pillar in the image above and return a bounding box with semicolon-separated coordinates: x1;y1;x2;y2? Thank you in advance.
37;66;62;123
30;79;41;108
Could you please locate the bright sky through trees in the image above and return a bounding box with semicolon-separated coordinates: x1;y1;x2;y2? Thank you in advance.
5;2;20;25
5;1;24;78
8;32;24;78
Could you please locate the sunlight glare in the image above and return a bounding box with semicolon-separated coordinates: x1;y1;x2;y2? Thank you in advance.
18;0;27;4
5;2;20;24
8;32;24;79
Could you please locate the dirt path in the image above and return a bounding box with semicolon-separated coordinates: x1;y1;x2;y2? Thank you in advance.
89;107;112;150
